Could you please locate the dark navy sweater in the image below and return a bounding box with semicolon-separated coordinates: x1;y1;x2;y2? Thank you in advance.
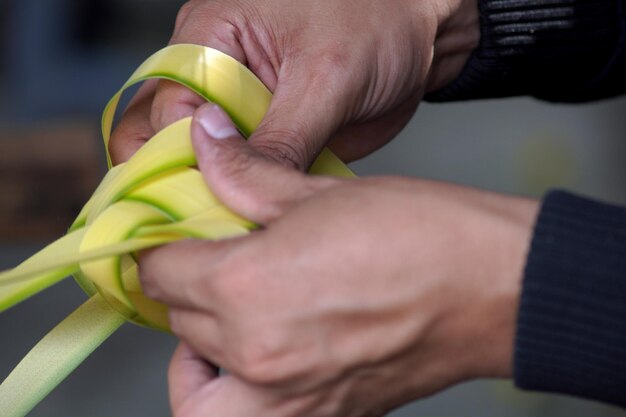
428;0;626;408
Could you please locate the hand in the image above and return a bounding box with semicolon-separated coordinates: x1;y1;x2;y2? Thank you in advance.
140;104;539;417
109;0;479;166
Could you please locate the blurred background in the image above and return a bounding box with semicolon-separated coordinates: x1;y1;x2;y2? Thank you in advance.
0;0;624;416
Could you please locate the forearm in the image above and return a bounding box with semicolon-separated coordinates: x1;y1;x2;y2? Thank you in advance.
427;0;626;101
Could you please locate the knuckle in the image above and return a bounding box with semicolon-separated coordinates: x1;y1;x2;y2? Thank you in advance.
137;249;167;301
139;280;161;301
138;278;164;304
253;131;310;170
234;333;289;385
174;1;197;31
211;19;242;48
167;309;183;335
215;146;258;181
209;255;254;304
305;49;355;102
317;49;350;76
222;143;255;169
302;48;352;93
109;117;151;165
237;351;273;384
206;262;295;385
150;81;196;130
137;263;159;298
172;2;243;48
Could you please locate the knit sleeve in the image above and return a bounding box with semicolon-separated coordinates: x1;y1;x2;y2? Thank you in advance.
515;190;626;407
427;0;626;102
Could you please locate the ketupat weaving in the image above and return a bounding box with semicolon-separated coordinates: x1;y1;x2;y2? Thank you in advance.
0;44;355;417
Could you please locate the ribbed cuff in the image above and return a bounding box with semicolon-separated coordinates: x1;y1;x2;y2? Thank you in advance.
427;0;624;102
515;190;626;408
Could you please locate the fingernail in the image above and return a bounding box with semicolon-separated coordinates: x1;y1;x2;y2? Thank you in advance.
196;104;240;140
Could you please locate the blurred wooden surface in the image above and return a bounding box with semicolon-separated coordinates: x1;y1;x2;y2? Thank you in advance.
0;122;102;241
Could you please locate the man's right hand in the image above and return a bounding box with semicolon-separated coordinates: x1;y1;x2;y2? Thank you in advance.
109;0;478;167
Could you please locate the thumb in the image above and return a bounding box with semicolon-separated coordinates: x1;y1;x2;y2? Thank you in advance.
168;343;274;417
191;103;335;225
168;342;219;413
247;63;349;171
171;373;276;417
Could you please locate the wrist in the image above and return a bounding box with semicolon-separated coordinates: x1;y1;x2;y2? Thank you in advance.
426;0;623;102
425;0;479;93
463;194;539;379
422;188;539;382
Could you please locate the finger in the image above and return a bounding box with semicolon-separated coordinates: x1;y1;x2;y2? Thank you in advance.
168;342;219;413
327;92;421;162
191;103;337;224
171;374;277;417
149;80;206;134
139;239;238;309
247;55;353;170
171;2;278;90
168;309;227;367
108;80;158;164
150;4;249;134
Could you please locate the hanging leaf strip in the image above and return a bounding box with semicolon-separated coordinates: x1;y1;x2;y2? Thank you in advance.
0;44;355;417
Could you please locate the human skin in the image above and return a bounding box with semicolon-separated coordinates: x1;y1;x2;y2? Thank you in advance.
138;103;539;417
108;0;479;167
108;0;541;415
